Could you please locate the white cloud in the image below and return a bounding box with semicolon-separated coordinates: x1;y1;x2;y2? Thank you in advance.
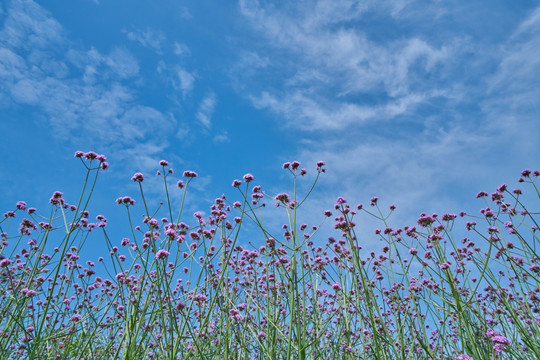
236;0;453;130
235;0;540;228
0;0;64;50
196;93;216;129
123;27;165;51
0;0;174;176
173;42;191;57
176;68;195;97
104;47;139;79
213;131;229;143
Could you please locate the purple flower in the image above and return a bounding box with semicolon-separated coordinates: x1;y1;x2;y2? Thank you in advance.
116;196;135;206
132;173;145;182
0;258;12;268
440;262;451;270
16;201;27;211
476;191;488;198
155;249;170;259
457;355;472;360
74;151;84;158
442;213;457;221
243;173;254;183
183;170;198;178
291;161;300;170
275;193;290;203
49;191;64;206
84;151;98;160
159;160;169;166
193;293;207;303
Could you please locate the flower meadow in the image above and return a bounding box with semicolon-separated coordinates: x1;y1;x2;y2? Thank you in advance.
1;152;539;360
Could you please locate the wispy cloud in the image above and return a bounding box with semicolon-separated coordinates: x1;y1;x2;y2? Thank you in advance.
235;0;540;225
196;92;216;129
237;0;455;131
213;131;229;143
176;68;195;97
123;27;165;51
173;42;191;57
0;0;173;176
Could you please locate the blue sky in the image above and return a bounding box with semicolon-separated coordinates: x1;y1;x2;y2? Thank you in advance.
1;0;539;254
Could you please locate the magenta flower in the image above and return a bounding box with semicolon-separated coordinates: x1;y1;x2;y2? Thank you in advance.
0;258;12;268
84;151;98;160
49;191;64;206
275;193;290;203
476;191;488;198
132;172;145;182
155;249;170;259
159;160;169;166
183;170;198;178
16;201;27;210
243;173;254;182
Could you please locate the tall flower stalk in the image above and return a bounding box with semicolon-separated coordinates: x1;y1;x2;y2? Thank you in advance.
0;155;539;359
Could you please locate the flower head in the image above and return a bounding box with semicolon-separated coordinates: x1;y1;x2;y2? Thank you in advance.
84;151;98;160
183;170;198;178
156;249;170;259
275;193;290;203
132;173;145;182
49;191;64;206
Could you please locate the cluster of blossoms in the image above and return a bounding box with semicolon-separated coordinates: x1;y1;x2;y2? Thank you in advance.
1;156;539;359
74;150;109;170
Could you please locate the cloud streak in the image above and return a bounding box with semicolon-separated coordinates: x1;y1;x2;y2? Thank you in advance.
196;92;216;129
234;0;540;225
237;0;455;131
